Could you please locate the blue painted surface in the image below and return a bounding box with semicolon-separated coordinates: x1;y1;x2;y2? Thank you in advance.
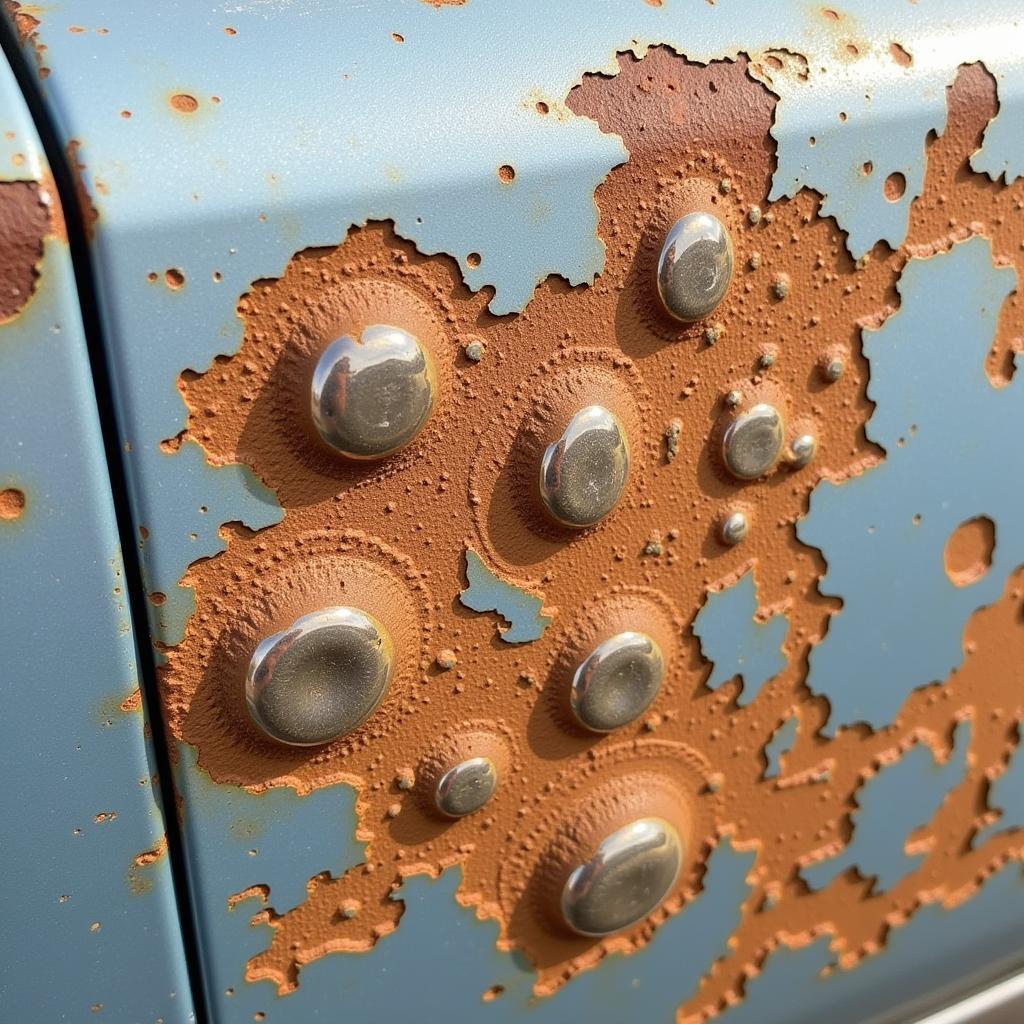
182;747;753;1024
803;720;971;893
763;715;798;780
799;237;1022;732
0;56;194;1022
975;722;1024;848
693;569;788;706
175;744;364;1019
460;547;552;644
718;859;1024;1024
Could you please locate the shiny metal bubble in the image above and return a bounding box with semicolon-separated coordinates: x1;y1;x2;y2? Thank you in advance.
245;607;393;746
311;323;435;459
656;212;733;323
539;405;630;528
434;757;498;818
561;817;683;936
720;510;749;545
722;403;785;480
570;631;664;732
789;433;817;468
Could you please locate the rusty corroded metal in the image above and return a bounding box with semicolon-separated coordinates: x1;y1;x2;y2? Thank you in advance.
7;3;1024;1023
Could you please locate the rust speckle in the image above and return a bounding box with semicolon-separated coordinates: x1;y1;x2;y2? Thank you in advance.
224;26;237;36
164;267;185;290
127;836;168;895
119;688;142;714
497;164;515;184
466;251;481;268
170;93;199;115
149;591;167;606
890;41;913;67
391;32;404;43
0;488;27;519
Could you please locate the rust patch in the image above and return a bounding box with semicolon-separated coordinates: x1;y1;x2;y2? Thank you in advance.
5;3;49;78
160;50;1024;1011
0;180;47;322
64;140;98;240
119;688;143;714
127;835;168;896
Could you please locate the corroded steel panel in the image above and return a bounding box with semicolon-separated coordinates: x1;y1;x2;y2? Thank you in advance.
0;49;194;1024
9;2;1024;1022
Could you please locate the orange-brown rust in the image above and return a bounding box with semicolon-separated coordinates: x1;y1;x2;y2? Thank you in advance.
64;140;98;240
127;835;168;896
0;180;47;322
170;93;199;115
119;688;143;714
163;50;1024;1011
5;3;49;78
0;487;26;519
944;516;996;588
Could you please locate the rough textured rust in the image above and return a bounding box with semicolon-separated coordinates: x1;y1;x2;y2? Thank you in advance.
0;180;47;322
64;139;98;239
0;486;26;519
5;3;49;78
162;51;1024;1016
